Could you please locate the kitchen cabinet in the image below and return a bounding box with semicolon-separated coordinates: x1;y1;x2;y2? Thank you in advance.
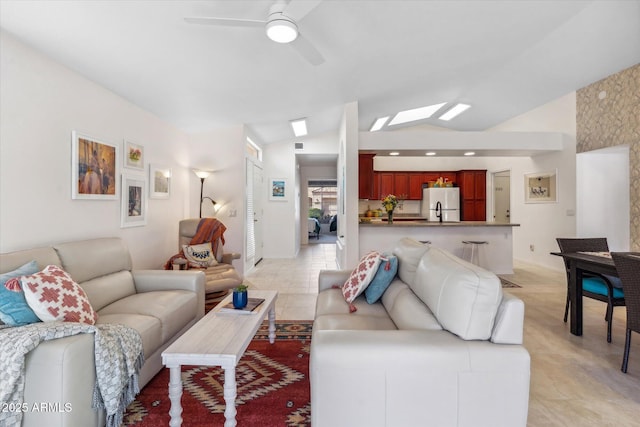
379;172;394;197
394;173;409;199
358;154;375;199
457;170;486;221
408;173;426;199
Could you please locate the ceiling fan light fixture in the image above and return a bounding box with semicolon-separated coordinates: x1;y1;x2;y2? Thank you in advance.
266;17;298;43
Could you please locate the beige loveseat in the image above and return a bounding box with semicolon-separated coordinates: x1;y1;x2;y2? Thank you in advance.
0;237;205;427
310;238;530;427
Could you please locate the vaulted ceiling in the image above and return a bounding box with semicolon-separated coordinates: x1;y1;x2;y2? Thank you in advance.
1;0;638;144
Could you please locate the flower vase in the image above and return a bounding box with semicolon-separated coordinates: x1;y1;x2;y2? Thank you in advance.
233;290;248;309
387;210;394;224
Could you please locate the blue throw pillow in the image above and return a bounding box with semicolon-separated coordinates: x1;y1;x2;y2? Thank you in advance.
365;254;398;304
0;260;41;326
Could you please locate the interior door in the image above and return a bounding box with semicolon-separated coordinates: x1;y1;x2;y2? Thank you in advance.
246;160;264;267
493;171;511;223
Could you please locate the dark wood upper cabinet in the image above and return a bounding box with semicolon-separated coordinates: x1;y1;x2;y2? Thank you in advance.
358;154;375;199
394;173;409;200
408;173;425;199
379;172;394;197
456;170;486;221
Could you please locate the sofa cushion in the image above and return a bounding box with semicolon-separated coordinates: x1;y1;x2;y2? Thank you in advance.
381;280;442;331
314;314;397;331
80;271;137;312
365;254;398;304
96;313;162;358
0;260;41;326
54;238;132;283
317;288;393;318
342;251;382;312
21;265;98;325
412;247;502;340
183;243;218;268
392;238;429;287
98;290;197;342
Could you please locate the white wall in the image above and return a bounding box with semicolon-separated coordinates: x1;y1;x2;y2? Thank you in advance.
577;146;630;251
0;31;192;269
489;92;577;271
338;102;360;269
262;141;297;258
187;126;246;274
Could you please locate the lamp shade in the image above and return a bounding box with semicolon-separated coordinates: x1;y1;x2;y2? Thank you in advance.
193;170;211;179
266;18;298;43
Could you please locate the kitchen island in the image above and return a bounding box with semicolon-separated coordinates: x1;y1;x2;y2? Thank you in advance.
359;220;520;274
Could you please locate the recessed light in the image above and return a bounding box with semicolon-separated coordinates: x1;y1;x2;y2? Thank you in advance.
388;102;447;126
439;104;471;121
370;116;390;132
290;118;307;137
464;152;476;156
389;152;400;156
426;152;436;156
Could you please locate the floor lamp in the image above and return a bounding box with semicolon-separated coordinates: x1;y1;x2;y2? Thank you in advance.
193;170;217;218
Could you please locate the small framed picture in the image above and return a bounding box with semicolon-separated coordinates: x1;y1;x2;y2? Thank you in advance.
269;178;287;201
71;130;118;200
149;164;171;199
524;170;558;203
123;140;144;170
121;174;147;227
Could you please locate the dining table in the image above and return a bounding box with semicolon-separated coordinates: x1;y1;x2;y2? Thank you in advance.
550;251;620;336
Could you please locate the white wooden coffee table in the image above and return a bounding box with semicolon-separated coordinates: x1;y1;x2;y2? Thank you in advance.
161;290;278;427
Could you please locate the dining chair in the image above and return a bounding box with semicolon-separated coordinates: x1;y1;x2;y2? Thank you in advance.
611;252;640;373
556;238;625;343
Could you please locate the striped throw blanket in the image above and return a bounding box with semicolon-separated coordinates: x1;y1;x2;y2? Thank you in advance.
0;321;144;427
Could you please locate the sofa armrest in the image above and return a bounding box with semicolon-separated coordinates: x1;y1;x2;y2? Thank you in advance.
491;292;525;344
222;252;241;265
318;269;352;292
132;270;206;318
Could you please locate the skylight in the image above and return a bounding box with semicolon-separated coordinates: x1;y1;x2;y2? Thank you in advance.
369;116;389;132
388;103;447;126
290;118;308;137
438;104;471;121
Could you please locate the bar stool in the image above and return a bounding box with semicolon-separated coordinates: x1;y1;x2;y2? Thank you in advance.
462;240;489;266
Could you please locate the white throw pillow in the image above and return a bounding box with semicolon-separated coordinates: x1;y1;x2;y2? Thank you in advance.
183;243;219;268
21;265;97;325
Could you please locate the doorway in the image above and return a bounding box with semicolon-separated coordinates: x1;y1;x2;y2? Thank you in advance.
308;179;337;245
492;170;511;223
246;160;264;268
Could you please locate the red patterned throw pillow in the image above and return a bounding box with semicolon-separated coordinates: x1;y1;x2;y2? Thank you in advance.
21;265;97;325
341;251;382;312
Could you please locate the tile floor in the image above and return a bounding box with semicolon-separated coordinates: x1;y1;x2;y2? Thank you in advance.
245;243;336;320
246;245;640;426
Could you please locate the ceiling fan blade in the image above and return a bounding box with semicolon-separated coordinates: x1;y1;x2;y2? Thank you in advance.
291;33;325;65
184;17;265;28
283;0;322;21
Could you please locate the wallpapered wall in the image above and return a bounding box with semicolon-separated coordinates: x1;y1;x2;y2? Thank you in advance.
576;63;640;251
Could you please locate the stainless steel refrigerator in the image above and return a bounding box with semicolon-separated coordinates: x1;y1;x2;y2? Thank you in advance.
421;187;461;222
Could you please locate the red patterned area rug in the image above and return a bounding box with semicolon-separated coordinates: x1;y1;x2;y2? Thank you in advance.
123;321;313;427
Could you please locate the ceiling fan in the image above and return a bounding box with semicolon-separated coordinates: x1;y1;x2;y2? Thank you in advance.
184;0;325;66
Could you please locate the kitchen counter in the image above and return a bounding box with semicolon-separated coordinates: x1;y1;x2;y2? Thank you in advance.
359;221;518;274
360;219;520;227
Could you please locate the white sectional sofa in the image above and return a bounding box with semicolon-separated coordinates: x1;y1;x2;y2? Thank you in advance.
0;237;205;427
310;238;530;427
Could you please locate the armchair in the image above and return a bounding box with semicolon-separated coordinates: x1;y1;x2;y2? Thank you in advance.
179;218;242;302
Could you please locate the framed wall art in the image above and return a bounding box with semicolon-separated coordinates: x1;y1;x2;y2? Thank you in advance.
124;140;144;170
149;164;171;199
121;173;147;227
524;170;558;203
71;130;118;200
269;178;287;201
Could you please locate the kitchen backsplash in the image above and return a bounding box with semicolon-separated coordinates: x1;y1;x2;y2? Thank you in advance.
359;199;421;216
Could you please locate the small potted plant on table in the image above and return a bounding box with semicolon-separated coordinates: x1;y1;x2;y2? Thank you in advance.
232;283;248;309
